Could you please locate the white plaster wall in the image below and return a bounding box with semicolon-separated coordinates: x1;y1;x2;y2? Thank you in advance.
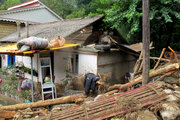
78;54;97;75
54;51;72;84
1;55;8;67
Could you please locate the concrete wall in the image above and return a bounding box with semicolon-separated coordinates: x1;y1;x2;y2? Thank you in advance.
78;53;98;75
97;51;137;85
0;22;16;38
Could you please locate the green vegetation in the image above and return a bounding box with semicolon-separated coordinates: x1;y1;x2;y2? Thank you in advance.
0;0;20;10
21;65;38;77
103;0;180;56
0;0;179;55
0;67;31;100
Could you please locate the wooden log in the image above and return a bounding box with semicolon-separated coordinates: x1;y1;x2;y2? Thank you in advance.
156;70;177;81
0;110;16;119
108;63;180;91
0;94;85;111
153;48;166;70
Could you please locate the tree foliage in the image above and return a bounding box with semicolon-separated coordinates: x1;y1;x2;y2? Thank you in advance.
103;0;180;54
0;0;20;10
0;0;179;54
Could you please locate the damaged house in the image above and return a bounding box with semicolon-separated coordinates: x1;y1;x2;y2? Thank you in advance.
0;15;138;97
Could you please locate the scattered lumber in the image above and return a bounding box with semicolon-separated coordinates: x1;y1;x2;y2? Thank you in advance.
0;94;85;111
155;70;177;82
153;48;166;70
108;63;179;91
131;51;143;81
42;83;168;120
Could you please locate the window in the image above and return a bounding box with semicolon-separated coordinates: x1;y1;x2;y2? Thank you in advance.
8;55;15;66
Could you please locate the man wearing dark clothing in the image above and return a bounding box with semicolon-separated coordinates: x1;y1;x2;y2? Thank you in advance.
84;73;100;96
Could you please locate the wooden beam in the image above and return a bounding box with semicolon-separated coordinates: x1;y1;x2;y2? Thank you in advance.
142;0;150;85
16;21;21;40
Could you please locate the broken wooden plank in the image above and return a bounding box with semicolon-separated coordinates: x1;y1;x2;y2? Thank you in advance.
108;63;179;91
153;48;166;70
45;83;168;120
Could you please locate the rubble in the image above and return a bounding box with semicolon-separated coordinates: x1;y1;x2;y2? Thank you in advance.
0;48;179;120
160;102;180;120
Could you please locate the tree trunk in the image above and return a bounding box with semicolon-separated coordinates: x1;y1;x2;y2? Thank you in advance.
108;63;179;91
142;0;150;85
0;94;85;111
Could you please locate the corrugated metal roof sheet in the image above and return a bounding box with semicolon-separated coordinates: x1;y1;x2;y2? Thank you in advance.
0;15;104;43
0;17;37;24
0;6;62;23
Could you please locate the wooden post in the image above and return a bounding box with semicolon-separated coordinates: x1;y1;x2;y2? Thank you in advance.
16;21;21;40
142;0;150;85
31;56;34;102
25;21;29;38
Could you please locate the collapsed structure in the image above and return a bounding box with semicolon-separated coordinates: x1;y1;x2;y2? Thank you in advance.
0;47;179;120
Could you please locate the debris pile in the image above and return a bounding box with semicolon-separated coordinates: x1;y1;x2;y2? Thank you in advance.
0;48;179;120
46;83;168;120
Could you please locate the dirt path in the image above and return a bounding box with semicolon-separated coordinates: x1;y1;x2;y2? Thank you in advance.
0;94;21;106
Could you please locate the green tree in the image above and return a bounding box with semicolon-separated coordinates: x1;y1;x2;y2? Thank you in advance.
0;0;21;10
41;0;74;18
66;8;85;19
103;0;180;54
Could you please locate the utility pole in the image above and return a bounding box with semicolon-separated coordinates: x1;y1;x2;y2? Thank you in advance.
142;0;150;85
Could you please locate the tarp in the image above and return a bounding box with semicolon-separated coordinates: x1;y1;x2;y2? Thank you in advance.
0;43;78;56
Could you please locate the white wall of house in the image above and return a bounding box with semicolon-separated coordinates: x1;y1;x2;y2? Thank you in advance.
54;50;72;84
1;55;8;67
53;50;98;84
78;53;97;75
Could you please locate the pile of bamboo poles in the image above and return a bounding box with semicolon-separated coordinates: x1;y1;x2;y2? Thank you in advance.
42;83;168;120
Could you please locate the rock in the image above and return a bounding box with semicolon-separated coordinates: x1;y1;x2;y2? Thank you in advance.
137;110;158;120
160;102;180;120
125;112;138;120
166;95;178;101
163;89;179;101
164;89;173;94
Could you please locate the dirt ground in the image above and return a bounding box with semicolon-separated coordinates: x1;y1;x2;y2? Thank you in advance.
0;94;21;106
